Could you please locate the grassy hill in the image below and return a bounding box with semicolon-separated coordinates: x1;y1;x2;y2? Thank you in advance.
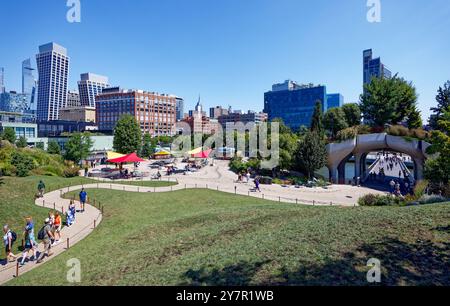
5;184;449;286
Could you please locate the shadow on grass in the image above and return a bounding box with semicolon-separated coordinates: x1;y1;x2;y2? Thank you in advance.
180;238;450;286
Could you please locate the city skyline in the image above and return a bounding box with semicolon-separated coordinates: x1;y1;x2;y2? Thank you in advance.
1;0;450;121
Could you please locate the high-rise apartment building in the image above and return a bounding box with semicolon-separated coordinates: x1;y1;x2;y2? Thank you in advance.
363;49;392;86
36;42;70;121
218;110;267;129
96;87;176;136
78;73;109;107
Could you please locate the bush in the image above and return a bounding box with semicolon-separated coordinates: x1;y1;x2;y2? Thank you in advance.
358;194;404;206
336;127;358;142
387;125;429;140
417;195;448;205
11;151;35;177
63;161;81;178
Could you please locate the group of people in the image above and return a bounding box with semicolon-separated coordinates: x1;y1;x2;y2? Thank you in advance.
389;179;413;197
2;183;89;267
237;171;251;184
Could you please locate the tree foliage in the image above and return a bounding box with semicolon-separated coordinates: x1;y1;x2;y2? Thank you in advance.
407;106;423;129
323;108;349;138
11;151;35;177
113;115;142;154
141;133;155;158
47;141;61;155
310;101;324;134
425;108;450;189
294;131;327;179
429;81;450;130
64;132;93;164
360;76;418;127
1;127;16;144
341;103;362;127
16;136;28;148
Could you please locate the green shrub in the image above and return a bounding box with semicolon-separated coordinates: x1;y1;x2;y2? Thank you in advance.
417;195;448;205
358;194;404;206
11;151;35;177
336;127;358;142
387;125;429;140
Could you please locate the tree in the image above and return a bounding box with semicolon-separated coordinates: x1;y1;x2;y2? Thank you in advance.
36;142;45;150
141;133;155;158
323;108;349;138
11;151;35;177
342;103;362;127
113;115;142;154
295;131;327;179
64;132;93;164
360;76;418;127
16;136;28;148
47;141;61;155
310;100;324;134
425;108;450;192
278;132;299;172
1;127;16;144
407;106;423;129
429;81;450;130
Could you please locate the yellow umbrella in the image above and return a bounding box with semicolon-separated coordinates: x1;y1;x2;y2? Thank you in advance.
154;150;171;156
107;151;125;160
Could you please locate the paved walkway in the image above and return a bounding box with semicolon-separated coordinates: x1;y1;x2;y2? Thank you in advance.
0;186;103;285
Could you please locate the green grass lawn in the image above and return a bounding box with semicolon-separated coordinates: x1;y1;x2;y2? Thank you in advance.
108;180;177;188
5;181;450;286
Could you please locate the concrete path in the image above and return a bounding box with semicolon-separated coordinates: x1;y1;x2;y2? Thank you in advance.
0;186;103;285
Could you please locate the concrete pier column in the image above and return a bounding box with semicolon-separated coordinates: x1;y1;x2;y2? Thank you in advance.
337;162;347;185
354;153;364;179
414;158;424;181
328;166;338;184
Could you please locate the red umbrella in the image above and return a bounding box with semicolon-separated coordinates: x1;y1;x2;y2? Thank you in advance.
107;152;145;163
192;149;213;159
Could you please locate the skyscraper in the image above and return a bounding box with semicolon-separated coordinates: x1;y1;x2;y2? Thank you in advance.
36;42;70;121
0;67;5;94
326;93;344;109
78;73;109;107
22;59;37;112
363;49;392;87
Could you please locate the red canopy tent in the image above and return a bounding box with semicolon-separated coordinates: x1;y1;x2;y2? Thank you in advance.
192;149;213;159
107;152;145;164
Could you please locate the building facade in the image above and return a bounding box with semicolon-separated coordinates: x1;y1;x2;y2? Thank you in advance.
22;59;37;112
96;87;176;136
326;93;344;109
175;96;184;121
59;106;96;123
78;73;109;107
363;49;392;86
0;91;33;114
36;42;70;121
218;110;268;128
0;67;5;94
210;106;229;119
37;120;98;137
67;90;81;108
264;81;328;130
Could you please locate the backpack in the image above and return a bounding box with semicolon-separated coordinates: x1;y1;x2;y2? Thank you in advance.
37;226;46;240
10;231;17;243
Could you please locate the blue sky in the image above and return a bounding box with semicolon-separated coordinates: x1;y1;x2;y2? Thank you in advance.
1;0;449;121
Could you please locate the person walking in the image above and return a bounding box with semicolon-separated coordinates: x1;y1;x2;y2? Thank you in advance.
67;200;76;226
254;177;261;192
79;188;87;213
53;212;62;245
20;217;38;266
3;225;17;263
389;179;396;194
246;171;251;183
36;218;54;264
37;180;46;198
